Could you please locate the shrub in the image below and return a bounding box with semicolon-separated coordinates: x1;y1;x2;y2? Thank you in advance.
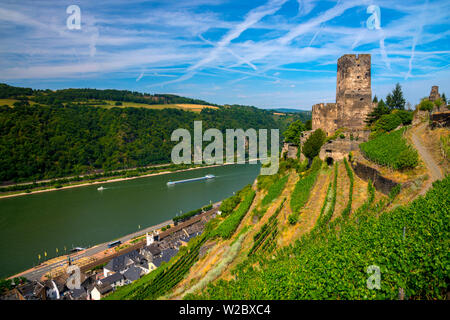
302;129;326;160
393;110;413;125
374;113;402;132
434;98;443;107
419;99;433;111
396;148;419;170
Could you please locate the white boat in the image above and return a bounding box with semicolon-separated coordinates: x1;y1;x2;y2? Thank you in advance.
167;174;215;186
97;186;105;191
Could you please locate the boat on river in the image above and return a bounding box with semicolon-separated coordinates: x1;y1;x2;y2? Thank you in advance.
167;174;215;186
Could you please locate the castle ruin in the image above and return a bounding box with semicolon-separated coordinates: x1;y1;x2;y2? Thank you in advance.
312;54;373;135
294;54;374;162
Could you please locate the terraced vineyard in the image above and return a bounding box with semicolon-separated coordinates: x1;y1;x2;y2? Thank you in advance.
248;199;286;257
211;188;256;239
190;176;450;300
359;128;419;170
289;157;322;224
342;158;354;218
315;162;338;228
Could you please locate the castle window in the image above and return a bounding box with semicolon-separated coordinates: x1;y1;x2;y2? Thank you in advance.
357;76;360;79
360;98;364;101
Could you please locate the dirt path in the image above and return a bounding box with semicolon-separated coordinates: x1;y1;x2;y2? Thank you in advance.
410;123;444;193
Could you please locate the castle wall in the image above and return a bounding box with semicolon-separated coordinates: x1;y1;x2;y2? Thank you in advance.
312;103;337;135
310;54;373;136
336;54;372;130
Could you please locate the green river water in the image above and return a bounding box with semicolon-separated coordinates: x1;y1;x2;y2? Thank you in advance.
0;164;260;278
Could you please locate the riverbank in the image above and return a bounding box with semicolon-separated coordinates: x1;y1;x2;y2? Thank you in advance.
0;163;236;199
8;218;174;281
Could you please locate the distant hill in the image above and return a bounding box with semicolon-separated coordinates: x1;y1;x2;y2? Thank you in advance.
271;108;311;114
0;84;294;182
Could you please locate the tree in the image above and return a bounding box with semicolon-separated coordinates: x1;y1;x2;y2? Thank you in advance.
442;93;447;105
305;120;312;130
302;129;326;161
386;83;406;110
373;95;378;103
283;120;305;144
419;99;433;111
366;99;390;124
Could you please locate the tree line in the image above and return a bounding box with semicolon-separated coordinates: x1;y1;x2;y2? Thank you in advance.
0;85;289;182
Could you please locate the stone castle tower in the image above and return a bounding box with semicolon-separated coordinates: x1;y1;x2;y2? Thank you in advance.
312;54;372;135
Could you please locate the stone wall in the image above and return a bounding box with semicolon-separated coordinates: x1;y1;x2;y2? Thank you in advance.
311;54;373;136
335;54;373;130
312;103;337;135
282;142;298;159
320;139;359;161
351;161;400;195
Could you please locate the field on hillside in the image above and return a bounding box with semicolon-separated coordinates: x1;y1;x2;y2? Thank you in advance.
0;99;37;106
0;98;218;113
102;101;218;112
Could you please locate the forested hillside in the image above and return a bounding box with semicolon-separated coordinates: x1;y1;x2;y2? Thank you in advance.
0;84;303;182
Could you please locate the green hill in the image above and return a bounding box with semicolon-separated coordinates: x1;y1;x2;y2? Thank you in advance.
0;84;296;183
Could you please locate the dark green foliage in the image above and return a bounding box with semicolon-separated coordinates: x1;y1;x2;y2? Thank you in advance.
0;277;27;295
305;120;312;130
373;95;378;103
283;120;306;144
393;110;413;125
0;83;33;98
386;83;406;110
360;129;418;170
419;99;434;111
0;100;278;182
366;99;390;124
173;204;212;224
374;113;402;132
193;176;450;300
302;129;326;160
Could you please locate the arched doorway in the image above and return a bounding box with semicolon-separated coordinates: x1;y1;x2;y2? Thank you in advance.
326;157;334;166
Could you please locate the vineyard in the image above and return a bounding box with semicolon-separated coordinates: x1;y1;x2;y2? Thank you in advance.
192;175;449;299
211;188;256;239
261;175;288;207
248;199;286;257
315;162;338;228
289;157;322;224
359;128;419;170
341;158;354;218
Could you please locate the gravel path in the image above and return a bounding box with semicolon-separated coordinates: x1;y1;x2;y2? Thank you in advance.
410;123;444;193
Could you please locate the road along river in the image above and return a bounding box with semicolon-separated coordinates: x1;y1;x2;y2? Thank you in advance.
0;163;260;278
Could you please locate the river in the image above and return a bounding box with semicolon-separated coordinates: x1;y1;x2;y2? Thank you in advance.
0;164;260;278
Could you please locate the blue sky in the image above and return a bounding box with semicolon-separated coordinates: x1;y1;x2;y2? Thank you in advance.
0;0;449;109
